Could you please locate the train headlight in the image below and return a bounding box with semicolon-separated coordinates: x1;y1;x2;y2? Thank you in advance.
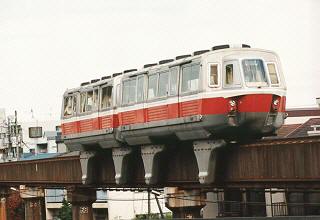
229;100;236;107
228;99;237;113
271;97;281;112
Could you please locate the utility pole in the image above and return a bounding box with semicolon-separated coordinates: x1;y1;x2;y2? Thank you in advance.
7;117;12;161
14;111;20;161
148;188;151;219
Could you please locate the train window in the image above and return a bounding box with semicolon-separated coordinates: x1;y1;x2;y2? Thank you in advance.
267;63;279;85
101;86;112;109
181;64;200;93
63;96;74;116
122;79;136;105
148;74;158;100
79;90;96;113
80;93;86;113
86;91;94;111
136;76;145;102
169;68;178;96
93;89;99;110
116;84;121;107
224;61;241;87
209;64;219;86
225;64;234;85
158;71;169;97
242;59;268;86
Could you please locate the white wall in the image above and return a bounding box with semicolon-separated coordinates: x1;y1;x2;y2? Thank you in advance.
107;191;170;220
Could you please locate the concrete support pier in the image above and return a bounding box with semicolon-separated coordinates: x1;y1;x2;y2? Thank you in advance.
165;187;206;218
20;187;46;220
67;188;96;220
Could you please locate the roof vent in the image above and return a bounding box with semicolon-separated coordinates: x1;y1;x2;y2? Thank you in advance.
144;63;157;68
193;50;210;56
123;69;137;74
112;72;122;77
90;79;100;83
242;44;251;48
101;76;111;80
212;45;230;51
80;82;90;86
159;59;174;65
175;54;191;60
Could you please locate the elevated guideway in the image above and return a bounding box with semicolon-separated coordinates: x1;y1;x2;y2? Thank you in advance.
0;136;319;189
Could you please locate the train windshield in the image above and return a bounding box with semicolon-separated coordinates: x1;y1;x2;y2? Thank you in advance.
242;59;268;87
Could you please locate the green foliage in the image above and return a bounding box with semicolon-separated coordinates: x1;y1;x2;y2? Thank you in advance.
57;198;72;220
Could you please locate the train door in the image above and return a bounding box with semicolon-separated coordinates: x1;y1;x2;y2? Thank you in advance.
223;60;242;88
145;68;172;123
78;86;99;133
178;60;202;118
168;66;180;119
99;81;114;133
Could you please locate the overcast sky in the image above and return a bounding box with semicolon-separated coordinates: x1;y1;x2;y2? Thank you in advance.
0;0;319;121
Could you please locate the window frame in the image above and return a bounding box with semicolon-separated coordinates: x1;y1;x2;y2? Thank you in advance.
157;70;170;98
62;94;77;118
100;84;113;111
169;66;179;97
241;58;269;87
179;62;201;95
121;77;137;107
136;74;146;104
79;87;98;115
147;72;159;101
207;63;220;88
223;60;242;88
266;62;281;86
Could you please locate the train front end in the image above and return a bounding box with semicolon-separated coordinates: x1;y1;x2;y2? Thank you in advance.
211;49;287;138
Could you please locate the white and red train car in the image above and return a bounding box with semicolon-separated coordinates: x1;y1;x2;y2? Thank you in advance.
61;44;286;151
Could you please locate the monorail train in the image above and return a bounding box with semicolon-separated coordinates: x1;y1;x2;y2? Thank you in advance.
61;44;286;151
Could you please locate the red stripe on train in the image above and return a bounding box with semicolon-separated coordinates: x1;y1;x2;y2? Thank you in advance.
61;95;285;135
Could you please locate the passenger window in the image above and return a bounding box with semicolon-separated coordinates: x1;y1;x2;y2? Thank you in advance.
169;68;178;96
158;71;169;97
73;95;77;113
181;64;200;93
86;91;94;112
148;74;158;100
64;96;74;116
267;63;279;85
93;89;99;110
136;76;145;102
101;86;112;109
116;84;120;107
80;93;85;113
225;64;234;85
209;64;219;86
122;79;136;105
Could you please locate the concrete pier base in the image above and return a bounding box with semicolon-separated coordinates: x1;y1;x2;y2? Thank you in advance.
67;188;96;220
165;187;206;218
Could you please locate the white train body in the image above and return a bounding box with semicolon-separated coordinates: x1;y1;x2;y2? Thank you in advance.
61;45;286;150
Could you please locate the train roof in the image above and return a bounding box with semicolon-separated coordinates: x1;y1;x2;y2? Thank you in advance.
64;44;277;95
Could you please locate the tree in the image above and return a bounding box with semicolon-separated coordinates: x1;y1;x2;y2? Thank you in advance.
7;191;24;220
58;198;72;220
